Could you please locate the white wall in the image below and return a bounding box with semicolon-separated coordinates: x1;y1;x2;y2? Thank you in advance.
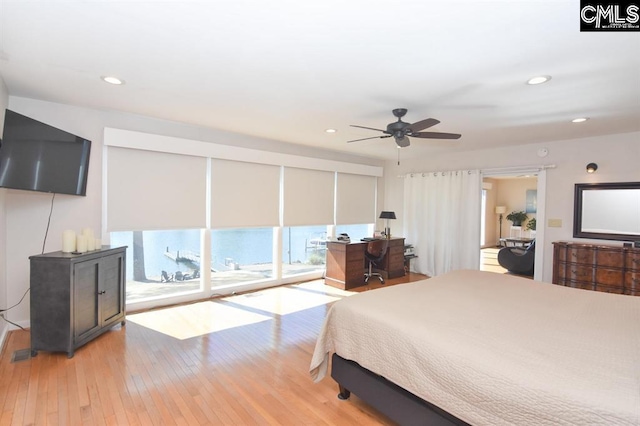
4;96;384;326
383;132;640;283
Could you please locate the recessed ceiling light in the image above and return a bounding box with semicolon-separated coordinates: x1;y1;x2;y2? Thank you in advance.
572;117;589;123
526;75;551;85
101;76;124;85
325;128;337;133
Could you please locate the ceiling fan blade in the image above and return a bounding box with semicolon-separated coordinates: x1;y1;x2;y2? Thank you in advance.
408;118;440;132
395;136;411;147
350;124;386;132
347;135;392;143
412;131;462;140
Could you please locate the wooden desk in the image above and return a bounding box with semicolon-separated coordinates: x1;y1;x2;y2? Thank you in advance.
325;238;405;290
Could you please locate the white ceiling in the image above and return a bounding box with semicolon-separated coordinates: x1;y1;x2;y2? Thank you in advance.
1;0;639;161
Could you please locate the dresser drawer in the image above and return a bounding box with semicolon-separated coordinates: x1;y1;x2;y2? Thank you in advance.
556;244;594;263
597;249;625;268
557;262;594;282
624;271;640;296
595;268;624;287
626;252;640;271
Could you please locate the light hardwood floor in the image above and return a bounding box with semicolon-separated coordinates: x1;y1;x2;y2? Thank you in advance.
480;247;508;274
0;272;427;425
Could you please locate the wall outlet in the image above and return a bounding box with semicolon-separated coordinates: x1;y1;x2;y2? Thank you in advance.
548;218;563;228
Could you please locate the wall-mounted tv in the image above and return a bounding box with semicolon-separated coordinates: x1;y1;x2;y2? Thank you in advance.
0;110;91;196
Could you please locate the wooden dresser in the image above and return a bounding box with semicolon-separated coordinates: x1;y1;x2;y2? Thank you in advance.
552;241;640;296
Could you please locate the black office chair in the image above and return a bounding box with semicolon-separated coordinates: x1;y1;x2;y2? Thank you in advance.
497;239;535;276
364;239;389;284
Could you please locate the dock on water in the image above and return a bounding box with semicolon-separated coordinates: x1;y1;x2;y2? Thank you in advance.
164;248;200;266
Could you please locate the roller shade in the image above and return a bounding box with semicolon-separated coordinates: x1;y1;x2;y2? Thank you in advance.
336;173;377;224
106;147;207;231
210;159;280;228
283;167;334;226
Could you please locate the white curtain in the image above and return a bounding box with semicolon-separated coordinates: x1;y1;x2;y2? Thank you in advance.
403;170;481;277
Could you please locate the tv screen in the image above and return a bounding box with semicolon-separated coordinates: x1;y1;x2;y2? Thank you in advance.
0;110;91;196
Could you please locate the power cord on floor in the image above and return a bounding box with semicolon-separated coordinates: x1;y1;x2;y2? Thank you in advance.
0;313;27;331
0;184;53;332
0;287;30;331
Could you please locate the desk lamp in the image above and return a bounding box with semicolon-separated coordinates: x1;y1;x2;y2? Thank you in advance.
495;206;507;242
379;211;396;239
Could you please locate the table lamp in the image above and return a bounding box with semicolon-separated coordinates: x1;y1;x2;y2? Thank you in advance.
379;211;396;239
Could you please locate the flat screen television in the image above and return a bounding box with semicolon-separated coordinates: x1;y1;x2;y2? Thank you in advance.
0;110;91;196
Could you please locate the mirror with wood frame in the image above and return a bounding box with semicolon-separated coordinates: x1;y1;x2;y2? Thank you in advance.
573;181;640;241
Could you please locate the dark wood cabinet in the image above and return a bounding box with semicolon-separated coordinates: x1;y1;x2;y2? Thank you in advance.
552;241;639;296
30;246;127;357
325;241;366;290
383;238;406;279
325;238;405;290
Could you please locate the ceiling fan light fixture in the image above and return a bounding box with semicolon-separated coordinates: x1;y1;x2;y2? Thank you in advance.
325;128;337;133
571;117;589;123
526;75;551;85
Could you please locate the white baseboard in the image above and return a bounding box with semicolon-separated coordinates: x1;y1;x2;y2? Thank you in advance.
0;322;8;355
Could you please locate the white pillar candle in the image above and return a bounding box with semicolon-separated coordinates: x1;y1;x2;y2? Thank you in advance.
82;228;94;239
87;236;95;251
95;238;102;250
76;235;88;253
62;230;76;253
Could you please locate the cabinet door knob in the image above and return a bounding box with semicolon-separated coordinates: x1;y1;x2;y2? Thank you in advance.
98;290;106;295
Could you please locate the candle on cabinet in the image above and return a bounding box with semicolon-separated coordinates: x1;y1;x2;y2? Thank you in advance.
76;235;88;253
62;230;76;253
95;238;102;250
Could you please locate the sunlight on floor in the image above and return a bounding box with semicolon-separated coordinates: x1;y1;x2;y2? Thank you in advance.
128;301;272;340
128;280;352;340
291;279;357;298
224;285;342;315
481;247;507;274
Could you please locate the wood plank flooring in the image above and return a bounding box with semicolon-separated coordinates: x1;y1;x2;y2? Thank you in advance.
0;273;427;425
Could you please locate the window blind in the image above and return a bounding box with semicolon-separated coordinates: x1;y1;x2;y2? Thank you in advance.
210;159;280;228
336;173;377;224
106;147;207;231
282;167;334;226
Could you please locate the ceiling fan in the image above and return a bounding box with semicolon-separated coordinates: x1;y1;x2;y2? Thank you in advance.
347;108;461;147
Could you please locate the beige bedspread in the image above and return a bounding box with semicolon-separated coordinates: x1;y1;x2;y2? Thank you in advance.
310;270;640;425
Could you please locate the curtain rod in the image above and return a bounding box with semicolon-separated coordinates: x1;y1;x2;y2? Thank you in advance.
397;164;556;178
481;164;556;174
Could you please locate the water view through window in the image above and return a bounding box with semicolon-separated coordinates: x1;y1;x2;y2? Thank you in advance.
111;229;202;302
113;225;342;303
211;228;274;288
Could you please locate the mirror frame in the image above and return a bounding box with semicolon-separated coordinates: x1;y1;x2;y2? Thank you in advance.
573;181;640;241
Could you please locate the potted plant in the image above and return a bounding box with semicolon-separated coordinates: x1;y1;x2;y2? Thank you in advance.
526;218;536;231
506;210;528;227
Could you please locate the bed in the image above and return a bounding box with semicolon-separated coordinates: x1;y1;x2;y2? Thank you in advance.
310;270;640;425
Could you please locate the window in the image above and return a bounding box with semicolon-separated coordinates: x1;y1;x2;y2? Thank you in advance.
211;227;274;288
282;225;327;278
336;224;373;242
110;229;202;303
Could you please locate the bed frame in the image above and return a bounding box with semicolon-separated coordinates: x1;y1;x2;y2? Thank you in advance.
331;353;469;426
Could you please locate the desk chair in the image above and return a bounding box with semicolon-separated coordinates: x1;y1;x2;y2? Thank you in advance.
364;239;389;284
